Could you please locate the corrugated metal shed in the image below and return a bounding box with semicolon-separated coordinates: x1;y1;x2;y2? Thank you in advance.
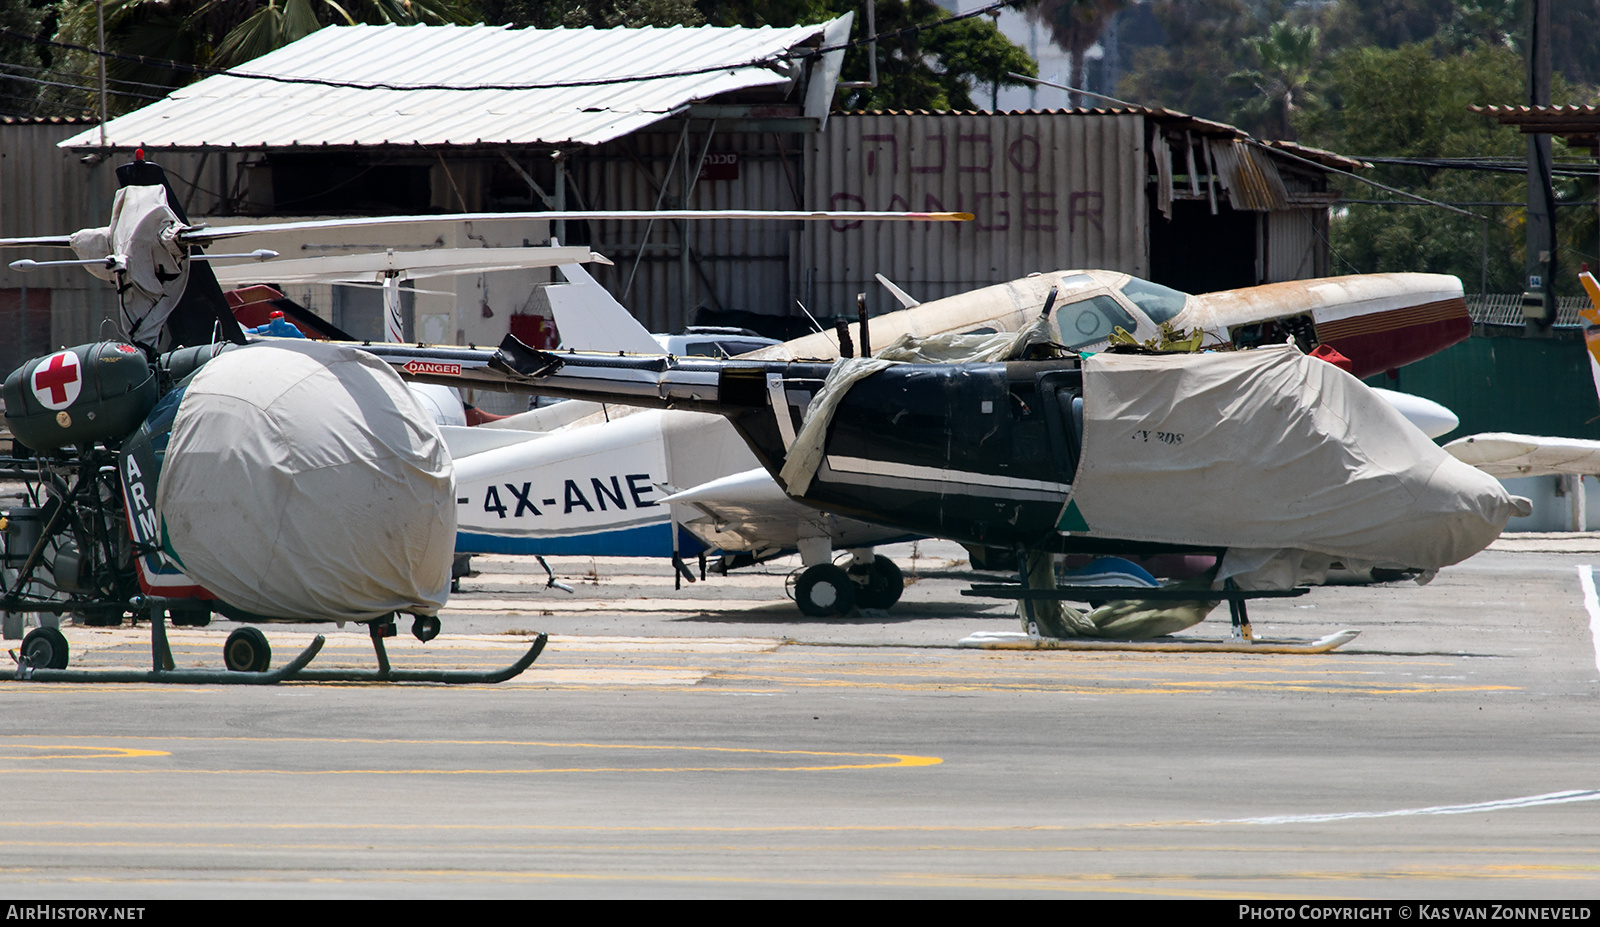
803;111;1148;315
57;22;846;151
0;120;211;375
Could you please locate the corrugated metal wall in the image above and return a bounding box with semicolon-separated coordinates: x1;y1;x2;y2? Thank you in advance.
1267;208;1327;282
569;129;802;332
801;112;1148;318
0;122;209;376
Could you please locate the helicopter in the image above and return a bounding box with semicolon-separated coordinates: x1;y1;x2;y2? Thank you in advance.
0;154;962;681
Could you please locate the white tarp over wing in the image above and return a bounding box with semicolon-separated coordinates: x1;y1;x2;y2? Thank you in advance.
1069;345;1528;575
156;341;455;620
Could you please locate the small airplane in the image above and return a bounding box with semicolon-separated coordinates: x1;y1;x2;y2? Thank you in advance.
0;153;962;680
360;256;1470;618
0;152;1500;662
373;327;1530;646
1439;266;1600;482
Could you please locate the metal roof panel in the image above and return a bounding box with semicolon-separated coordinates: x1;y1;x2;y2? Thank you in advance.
61;22;837;150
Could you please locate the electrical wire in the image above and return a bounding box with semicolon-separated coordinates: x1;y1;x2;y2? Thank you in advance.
0;3;1028;94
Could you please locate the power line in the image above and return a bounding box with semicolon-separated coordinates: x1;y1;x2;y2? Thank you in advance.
0;61;165;100
0;2;1027;95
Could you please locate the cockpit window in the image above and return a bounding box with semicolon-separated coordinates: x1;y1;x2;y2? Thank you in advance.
1119;277;1189;323
1054;295;1137;348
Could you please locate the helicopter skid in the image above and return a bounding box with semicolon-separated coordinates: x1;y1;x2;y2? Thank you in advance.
958;629;1361;654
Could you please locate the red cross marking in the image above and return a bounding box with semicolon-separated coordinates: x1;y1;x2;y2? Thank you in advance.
33;352;79;405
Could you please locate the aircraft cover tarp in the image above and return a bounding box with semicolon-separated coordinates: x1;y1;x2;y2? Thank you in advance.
157;342;455;620
1069;345;1525;574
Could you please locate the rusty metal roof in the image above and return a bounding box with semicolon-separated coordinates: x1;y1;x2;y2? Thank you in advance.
1471;104;1600;155
59;21;847;152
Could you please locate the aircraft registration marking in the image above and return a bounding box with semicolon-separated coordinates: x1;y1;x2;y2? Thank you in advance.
478;474;659;518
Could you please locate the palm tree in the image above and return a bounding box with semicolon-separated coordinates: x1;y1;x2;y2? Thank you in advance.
1228;21;1319;140
1024;0;1126;108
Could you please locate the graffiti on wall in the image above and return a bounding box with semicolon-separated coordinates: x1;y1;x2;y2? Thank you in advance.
827;132;1104;237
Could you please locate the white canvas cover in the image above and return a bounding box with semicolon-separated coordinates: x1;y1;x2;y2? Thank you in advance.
1069;345;1528;579
69;184;190;347
156;342;455;620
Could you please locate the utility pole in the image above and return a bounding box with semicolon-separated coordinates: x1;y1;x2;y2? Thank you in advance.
1524;0;1556;332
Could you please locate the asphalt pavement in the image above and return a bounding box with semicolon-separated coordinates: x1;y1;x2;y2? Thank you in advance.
0;538;1596;899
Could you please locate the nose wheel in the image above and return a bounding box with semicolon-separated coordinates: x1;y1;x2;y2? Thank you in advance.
792;564;856;617
848;555;904;609
19;627;69;670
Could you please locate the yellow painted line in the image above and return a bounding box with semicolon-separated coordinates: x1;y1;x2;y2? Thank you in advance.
0;745;168;760
0;737;938;774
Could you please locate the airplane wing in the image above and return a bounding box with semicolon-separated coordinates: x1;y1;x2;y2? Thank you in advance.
1444;433;1600;478
663;468;907;553
211;246;609;287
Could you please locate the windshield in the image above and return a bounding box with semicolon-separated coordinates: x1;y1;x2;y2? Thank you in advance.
1055;295;1137;349
1119;277;1190;324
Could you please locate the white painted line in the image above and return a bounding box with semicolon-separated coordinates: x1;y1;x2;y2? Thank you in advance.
1581;565;1600;676
1215;789;1600;825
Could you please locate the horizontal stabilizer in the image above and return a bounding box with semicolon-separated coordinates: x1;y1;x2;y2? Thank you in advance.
1445;433;1600;477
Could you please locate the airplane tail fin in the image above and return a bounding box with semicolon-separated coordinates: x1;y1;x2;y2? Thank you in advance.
546;251;662;354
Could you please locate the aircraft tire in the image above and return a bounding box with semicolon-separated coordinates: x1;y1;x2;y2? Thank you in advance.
851;556;904;610
795;564;855;617
224;627;272;673
412;615;441;642
21;627;68;670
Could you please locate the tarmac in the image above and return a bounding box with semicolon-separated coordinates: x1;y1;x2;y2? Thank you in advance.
1;537;1597;899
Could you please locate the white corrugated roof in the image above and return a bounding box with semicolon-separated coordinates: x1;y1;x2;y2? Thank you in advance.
60;21;842;150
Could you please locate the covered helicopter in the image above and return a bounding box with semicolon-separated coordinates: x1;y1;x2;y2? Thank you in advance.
0;154;963;681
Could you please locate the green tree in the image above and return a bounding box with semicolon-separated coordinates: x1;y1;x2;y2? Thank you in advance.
696;0;1036;111
1024;0;1127;107
477;0;704;29
1227;21;1319;139
47;0;472;115
0;0;47;116
1298;42;1593;295
1117;0;1273;122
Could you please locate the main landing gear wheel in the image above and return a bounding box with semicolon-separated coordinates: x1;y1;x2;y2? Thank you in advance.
412;616;441;642
224;627;272;673
794;564;855;617
21;627;69;670
850;555;904;609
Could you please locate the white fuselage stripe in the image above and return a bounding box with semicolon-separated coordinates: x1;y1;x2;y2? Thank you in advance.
825;455;1071;493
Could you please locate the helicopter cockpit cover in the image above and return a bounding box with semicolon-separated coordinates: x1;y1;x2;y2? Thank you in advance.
1069;344;1529;579
155;341;455;620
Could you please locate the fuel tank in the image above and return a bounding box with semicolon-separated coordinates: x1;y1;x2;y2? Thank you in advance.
2;342;158;451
